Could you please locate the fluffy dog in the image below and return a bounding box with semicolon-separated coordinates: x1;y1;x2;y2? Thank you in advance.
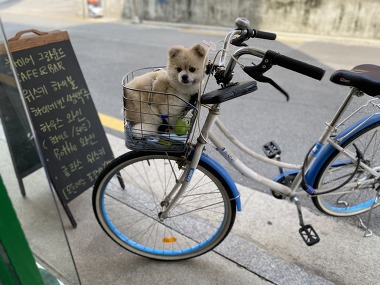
124;44;207;136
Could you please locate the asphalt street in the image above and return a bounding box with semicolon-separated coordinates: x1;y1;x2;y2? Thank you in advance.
2;1;380;284
4;0;380;217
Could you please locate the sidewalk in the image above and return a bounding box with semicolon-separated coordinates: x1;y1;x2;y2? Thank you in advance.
65;133;334;285
72;134;379;285
2;130;380;284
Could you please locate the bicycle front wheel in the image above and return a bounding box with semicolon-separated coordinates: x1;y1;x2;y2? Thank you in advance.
313;122;380;216
92;151;236;260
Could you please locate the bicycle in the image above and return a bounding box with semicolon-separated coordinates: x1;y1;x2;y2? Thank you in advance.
93;17;380;261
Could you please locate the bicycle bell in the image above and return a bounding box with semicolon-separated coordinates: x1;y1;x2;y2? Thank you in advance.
235;17;250;29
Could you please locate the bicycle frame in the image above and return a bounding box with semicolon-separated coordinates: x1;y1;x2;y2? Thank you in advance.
159;28;380;221
94;19;380;258
160;85;380;218
208;87;380;196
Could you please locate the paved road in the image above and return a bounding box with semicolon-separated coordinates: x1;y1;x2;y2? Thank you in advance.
3;3;380;203
2;12;377;162
2;2;380;284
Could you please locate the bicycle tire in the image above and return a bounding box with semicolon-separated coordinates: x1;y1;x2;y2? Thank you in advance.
312;121;380;216
92;151;236;260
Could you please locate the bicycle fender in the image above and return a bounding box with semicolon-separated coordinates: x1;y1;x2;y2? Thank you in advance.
200;153;242;211
306;113;380;185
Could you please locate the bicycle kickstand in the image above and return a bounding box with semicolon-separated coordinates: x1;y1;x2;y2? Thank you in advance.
293;197;320;246
357;186;380;237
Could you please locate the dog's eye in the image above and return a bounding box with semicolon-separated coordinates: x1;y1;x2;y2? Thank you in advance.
177;67;182;72
189;67;196;73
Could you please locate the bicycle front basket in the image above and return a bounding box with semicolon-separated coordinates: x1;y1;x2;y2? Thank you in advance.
122;67;198;152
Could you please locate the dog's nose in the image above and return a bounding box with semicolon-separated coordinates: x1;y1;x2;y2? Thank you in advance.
181;74;189;82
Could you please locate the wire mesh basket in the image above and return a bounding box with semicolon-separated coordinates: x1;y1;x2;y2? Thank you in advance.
122;67;198;152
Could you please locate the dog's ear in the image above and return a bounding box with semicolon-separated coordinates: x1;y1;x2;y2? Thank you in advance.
191;44;207;58
168;46;183;59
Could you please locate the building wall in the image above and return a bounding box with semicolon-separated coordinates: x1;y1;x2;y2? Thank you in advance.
120;0;380;38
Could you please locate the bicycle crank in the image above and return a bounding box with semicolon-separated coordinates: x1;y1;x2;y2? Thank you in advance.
293;197;320;246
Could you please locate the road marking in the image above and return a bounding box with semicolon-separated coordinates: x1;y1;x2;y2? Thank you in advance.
98;113;124;133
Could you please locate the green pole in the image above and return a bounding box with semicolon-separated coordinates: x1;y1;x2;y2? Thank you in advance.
0;175;44;285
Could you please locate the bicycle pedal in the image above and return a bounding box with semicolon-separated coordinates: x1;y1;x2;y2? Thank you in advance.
299;225;320;246
262;141;281;158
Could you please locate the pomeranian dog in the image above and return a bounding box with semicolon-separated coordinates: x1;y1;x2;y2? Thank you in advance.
124;44;207;137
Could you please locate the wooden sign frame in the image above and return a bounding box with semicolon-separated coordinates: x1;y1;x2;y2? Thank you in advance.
1;29;116;227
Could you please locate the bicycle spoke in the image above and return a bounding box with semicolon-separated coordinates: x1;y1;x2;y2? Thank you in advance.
93;152;236;260
313;124;380;216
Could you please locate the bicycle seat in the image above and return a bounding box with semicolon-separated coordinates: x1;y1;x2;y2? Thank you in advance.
330;64;380;96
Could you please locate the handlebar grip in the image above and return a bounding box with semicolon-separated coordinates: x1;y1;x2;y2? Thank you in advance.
254;30;277;40
271;51;325;80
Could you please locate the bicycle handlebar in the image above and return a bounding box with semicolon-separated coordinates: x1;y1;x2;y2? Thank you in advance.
234;17;276;41
216;18;326;86
267;50;325;80
255;30;277;40
230;29;277;47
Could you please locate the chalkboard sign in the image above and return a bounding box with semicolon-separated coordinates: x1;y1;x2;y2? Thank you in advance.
1;30;114;223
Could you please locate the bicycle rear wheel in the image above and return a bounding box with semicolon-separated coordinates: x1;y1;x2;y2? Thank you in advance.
312;122;380;216
92;151;236;260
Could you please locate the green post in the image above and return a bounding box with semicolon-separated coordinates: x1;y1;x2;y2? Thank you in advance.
0;175;44;285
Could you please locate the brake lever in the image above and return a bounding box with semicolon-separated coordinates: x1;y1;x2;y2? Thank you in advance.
242;50;290;101
230;37;248;47
230;29;254;47
243;65;289;101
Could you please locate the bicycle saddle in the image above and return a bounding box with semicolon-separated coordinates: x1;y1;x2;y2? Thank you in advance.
330;64;380;96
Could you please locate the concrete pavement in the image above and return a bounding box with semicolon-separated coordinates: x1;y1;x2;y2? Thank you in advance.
2;129;380;285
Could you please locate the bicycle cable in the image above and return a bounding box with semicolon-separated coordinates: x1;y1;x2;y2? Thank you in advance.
301;143;363;196
191;45;247;148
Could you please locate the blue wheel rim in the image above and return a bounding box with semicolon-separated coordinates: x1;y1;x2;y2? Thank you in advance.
100;186;225;256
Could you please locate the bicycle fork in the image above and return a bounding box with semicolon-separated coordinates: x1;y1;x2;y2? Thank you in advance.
158;107;217;220
158;145;204;220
